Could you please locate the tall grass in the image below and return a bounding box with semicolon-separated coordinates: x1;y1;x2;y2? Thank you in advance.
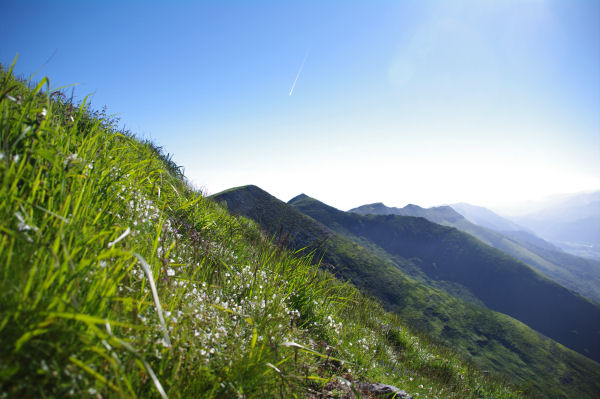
0;61;527;398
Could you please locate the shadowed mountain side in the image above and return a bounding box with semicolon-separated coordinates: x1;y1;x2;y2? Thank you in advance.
350;202;600;304
212;185;600;398
293;194;600;362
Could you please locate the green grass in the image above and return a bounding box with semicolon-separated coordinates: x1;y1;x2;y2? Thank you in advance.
1;60;529;398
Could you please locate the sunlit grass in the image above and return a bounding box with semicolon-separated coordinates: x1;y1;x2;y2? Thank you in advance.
0;59;527;398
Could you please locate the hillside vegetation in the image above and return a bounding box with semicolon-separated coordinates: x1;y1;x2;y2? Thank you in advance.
0;63;539;398
213;186;600;399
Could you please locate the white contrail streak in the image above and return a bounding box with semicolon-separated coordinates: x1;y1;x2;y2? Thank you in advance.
289;49;310;96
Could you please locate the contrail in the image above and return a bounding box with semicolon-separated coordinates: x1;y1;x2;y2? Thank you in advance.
289;49;310;96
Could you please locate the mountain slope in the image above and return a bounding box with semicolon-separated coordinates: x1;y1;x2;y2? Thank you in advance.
294;195;600;363
212;185;600;398
351;202;600;304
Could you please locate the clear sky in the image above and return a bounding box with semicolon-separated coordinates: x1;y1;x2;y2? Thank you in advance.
2;0;599;212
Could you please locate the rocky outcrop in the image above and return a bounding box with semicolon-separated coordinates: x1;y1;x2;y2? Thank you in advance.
357;382;412;398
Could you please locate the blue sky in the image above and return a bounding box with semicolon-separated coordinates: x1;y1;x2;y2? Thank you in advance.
2;0;599;212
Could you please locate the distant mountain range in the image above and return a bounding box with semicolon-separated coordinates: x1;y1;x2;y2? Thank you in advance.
509;191;600;260
350;202;600;304
211;185;600;398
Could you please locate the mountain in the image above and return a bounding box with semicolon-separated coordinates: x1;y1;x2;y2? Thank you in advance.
293;194;600;362
450;203;526;233
351;202;600;304
512;192;600;260
212;185;600;398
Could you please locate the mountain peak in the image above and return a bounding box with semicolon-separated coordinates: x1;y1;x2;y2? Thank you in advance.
288;193;310;203
213;184;267;196
348;202;390;214
210;184;278;215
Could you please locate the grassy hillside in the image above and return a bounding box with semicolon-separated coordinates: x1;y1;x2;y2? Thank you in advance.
213;186;600;398
0;63;537;398
351;202;600;304
293;195;600;363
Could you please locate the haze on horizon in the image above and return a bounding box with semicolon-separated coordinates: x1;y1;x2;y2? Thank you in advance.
2;0;599;213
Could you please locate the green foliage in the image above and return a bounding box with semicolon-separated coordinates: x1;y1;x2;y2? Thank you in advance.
0;62;529;398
